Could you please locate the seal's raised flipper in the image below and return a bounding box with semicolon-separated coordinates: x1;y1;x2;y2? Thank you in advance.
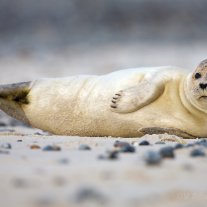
0;81;32;123
110;81;164;113
139;127;196;139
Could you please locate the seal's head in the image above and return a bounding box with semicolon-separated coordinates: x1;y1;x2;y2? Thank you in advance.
186;59;207;112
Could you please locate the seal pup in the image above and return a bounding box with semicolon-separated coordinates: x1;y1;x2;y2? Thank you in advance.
0;60;207;138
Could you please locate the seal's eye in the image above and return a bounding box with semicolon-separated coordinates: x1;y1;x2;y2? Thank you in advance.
195;73;201;79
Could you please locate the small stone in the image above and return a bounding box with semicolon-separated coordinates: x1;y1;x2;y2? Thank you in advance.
53;176;66;186
33;195;54;206
98;150;119;160
73;187;107;204
0;122;6;127
17;139;22;142
119;145;136;153
1;143;12;149
185;143;195;148
196;139;207;147
159;146;175;158
139;140;150;146
12;178;28;188
114;140;129;148
78;144;91;150
58;158;69;164
0;150;9;154
34;132;43;135
42;145;61;151
155;141;165;145
174;143;184;150
0;129;15;132
30;144;41;150
143;150;162;165
190;148;206;157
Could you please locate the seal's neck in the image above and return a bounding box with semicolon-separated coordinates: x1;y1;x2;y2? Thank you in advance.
181;73;207;116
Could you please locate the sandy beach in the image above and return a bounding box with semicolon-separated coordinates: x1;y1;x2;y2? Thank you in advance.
0;123;206;207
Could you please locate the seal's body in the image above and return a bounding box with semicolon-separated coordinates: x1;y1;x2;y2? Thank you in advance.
1;60;207;138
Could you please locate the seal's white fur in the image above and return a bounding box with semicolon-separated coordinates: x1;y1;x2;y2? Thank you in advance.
19;65;207;137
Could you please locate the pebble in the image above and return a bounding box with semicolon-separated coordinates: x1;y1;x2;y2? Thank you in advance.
1;143;12;149
139;140;150;146
58;158;69;164
30;144;41;150
0;129;15;132
73;187;107;204
0;122;6;127
17;139;23;142
174;143;184;150
78;144;91;150
114;140;129;148
98;150;119;160
33;195;55;206
155;141;166;145
0;150;9;154
119;145;136;153
42;145;61;151
159;146;175;158
143;150;162;165
12;178;28;188
185;143;195;148
190;148;206;157
196;139;207;147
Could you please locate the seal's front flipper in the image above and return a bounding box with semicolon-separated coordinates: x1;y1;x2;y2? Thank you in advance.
139;127;196;139
110;81;164;113
0;81;32;123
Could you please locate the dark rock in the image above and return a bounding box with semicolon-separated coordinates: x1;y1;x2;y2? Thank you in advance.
143;150;162;165
196;139;207;147
155;141;166;145
1;143;12;149
190;148;206;157
0;150;9;154
0;129;15;132
0;122;6;127
98;150;119;160
12;178;28;188
114;140;129;148
139;140;150;146
17;139;23;142
58;158;69;164
159;146;175;158
73;187;107;204
42;145;61;151
119;145;136;153
174;143;184;149
185;143;195;148
78;144;91;150
34;132;43;135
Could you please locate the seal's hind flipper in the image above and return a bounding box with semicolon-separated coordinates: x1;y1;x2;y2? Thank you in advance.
0;81;31;104
0;81;32;124
139;127;196;139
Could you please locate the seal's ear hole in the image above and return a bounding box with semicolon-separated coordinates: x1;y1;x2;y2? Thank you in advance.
195;73;201;79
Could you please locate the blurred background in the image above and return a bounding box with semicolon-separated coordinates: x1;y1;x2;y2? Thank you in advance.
0;0;207;84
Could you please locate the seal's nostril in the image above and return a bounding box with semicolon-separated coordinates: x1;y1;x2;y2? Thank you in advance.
199;83;207;89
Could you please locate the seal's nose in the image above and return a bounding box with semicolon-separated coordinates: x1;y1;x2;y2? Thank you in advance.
199;83;207;89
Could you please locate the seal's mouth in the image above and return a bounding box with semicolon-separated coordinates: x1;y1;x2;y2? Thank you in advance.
199;96;207;100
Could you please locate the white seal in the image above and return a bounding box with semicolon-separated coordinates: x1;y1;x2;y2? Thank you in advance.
1;60;207;138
